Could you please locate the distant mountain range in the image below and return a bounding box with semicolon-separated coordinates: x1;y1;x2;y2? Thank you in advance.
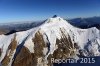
68;16;100;29
0;21;44;35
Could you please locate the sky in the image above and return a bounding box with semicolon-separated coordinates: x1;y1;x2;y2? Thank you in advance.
0;0;100;23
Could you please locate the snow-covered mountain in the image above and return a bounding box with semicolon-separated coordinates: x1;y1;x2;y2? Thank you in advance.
0;16;100;66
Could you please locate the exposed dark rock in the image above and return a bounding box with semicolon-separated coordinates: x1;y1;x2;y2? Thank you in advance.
52;15;58;18
5;30;17;35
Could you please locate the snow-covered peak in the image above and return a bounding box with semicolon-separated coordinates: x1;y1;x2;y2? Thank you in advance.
45;16;65;23
0;16;100;66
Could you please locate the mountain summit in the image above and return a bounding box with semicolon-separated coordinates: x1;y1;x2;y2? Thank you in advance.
45;15;67;24
0;16;100;66
52;15;58;18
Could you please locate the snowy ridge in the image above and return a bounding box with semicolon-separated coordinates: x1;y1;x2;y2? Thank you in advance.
0;34;14;62
0;16;100;66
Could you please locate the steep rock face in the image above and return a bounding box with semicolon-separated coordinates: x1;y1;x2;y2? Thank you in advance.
12;46;33;66
10;31;75;66
0;16;100;66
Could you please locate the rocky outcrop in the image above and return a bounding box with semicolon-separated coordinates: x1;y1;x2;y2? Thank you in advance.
1;29;77;66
